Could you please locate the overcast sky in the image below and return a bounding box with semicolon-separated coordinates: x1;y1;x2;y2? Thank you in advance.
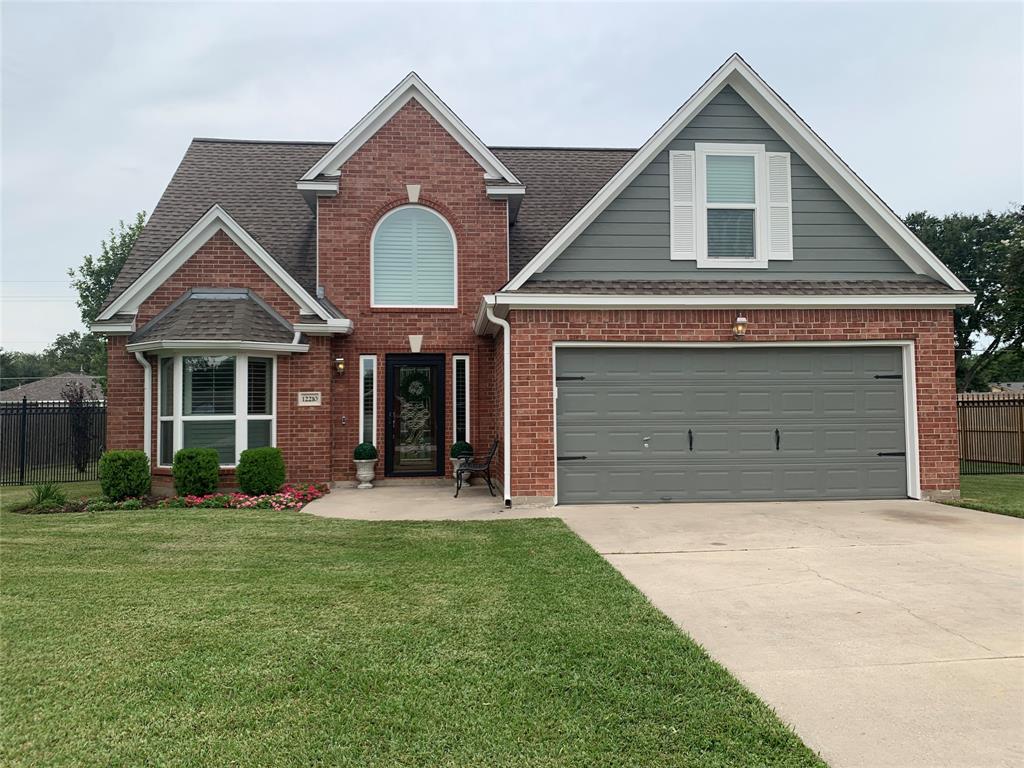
2;1;1021;354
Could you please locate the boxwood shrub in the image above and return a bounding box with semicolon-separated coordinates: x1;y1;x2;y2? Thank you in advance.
98;450;151;501
353;442;378;460
236;447;286;495
172;448;220;497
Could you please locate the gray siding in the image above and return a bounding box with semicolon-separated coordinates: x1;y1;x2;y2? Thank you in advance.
536;86;912;282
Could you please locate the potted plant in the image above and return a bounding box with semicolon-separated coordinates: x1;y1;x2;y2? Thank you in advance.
353;442;378;489
450;441;473;486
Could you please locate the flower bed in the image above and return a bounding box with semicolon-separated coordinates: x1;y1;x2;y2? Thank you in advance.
156;484;327;511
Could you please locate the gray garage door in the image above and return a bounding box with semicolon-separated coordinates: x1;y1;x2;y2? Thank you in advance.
555;347;907;504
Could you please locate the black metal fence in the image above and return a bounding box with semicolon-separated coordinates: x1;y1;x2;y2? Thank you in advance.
0;398;107;485
958;393;1024;475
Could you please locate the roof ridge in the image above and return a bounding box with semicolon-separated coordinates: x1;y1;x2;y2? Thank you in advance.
489;145;638;152
192;137;335;146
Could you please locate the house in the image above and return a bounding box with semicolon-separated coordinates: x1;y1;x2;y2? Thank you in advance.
92;54;972;503
0;373;104;402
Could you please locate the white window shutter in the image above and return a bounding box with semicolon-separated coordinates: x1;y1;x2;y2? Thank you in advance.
766;152;793;261
669;150;697;260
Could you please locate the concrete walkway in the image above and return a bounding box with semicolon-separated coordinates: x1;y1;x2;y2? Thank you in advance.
305;488;1024;767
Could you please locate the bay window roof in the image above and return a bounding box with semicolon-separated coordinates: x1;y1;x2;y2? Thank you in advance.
128;289;296;346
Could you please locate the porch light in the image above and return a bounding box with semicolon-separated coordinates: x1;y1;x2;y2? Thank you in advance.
334;357;346;375
732;315;749;339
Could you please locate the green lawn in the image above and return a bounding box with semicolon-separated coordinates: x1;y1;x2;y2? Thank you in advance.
1;509;823;767
947;474;1024;518
0;480;101;513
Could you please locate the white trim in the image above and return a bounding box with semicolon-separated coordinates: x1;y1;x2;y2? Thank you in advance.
90;318;136;333
134;352;152;462
126;339;308;354
694;142;768;269
301;72;520;184
505;54;968;292
359;355;378;447
296;180;339;193
485;185;526;197
485;302;512;507
98;205;332;321
489;291;973;311
293;319;353;335
370;204;458;309
550;340;922;504
452;354;470;444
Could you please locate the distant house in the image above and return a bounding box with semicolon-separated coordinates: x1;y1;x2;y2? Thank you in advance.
990;382;1024;393
0;373;104;402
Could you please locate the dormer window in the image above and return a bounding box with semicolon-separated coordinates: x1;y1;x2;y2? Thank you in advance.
371;205;457;307
670;143;792;267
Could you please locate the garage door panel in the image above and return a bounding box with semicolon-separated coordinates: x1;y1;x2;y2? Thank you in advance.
555;347;907;503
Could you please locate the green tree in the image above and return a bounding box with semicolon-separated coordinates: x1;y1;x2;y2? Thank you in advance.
68;211;146;325
905;205;1024;391
44;332;107;383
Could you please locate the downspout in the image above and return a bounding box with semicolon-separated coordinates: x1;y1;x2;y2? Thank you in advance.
134;352;152;461
485;300;512;508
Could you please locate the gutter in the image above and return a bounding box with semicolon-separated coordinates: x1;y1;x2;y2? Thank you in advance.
484;298;512;508
134;352;152;461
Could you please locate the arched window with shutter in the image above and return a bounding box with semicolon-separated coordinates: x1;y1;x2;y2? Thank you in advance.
371;205;457;307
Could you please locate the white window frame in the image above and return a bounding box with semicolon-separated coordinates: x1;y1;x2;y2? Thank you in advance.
695;142;769;269
369;204;458;309
358;355;377;446
157;357;174;466
452;354;470;444
156;352;276;468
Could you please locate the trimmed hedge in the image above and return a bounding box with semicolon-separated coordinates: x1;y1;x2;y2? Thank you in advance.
353;442;378;460
450;441;473;458
98;450;151;501
236;447;286;495
172;448;220;497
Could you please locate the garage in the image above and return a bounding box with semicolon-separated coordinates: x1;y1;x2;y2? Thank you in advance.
554;346;909;504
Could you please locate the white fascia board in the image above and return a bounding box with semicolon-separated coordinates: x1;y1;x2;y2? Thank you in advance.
492;292;975;310
295;180;339;194
485;185;526;197
293;319;354;335
97;205;331;321
505;54;968;293
89;317;136;334
474;294;498;335
301;72;520;185
125;339;310;354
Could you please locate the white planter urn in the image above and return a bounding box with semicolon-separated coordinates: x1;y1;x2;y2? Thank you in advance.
354;459;377;489
451;457;472;487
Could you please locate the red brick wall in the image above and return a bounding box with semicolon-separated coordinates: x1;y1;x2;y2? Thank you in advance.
507;308;959;500
106;335;146;452
317;99;508;480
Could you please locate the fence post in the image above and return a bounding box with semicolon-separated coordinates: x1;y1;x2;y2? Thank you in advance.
18;396;28;485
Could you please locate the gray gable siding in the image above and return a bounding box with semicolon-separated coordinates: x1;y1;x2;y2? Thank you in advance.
533;86;913;282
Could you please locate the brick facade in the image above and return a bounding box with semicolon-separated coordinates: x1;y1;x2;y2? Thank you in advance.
505;308;960;501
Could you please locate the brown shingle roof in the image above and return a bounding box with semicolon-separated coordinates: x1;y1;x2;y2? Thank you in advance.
0;373;104;402
129;289;295;344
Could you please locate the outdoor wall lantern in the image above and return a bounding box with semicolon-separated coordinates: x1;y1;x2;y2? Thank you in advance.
732;315;749;339
334;357;346;375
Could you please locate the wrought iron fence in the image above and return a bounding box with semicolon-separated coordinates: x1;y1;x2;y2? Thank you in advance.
0;398;106;485
958;393;1024;475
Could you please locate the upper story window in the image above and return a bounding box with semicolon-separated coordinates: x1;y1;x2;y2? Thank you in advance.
371;205;457;307
670;143;792;268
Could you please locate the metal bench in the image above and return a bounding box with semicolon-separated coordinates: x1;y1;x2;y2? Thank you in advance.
454;438;499;498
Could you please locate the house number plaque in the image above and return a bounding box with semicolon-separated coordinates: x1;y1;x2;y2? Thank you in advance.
297;391;322;407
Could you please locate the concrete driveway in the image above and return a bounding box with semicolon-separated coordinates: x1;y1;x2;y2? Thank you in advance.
560;499;1024;768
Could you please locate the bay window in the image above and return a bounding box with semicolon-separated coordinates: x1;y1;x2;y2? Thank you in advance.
157;353;275;467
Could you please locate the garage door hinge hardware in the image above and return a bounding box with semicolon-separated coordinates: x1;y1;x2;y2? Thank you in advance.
874;374;903;379
555;376;586;381
877;451;906;457
557;455;588;461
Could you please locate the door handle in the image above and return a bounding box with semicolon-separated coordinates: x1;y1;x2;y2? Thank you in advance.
688;429;693;451
774;428;781;451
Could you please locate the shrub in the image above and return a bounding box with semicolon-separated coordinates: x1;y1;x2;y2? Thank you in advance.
353;442;378;460
236;447;286;495
172;448;220;496
29;483;68;509
98;450;151;501
450;441;473;459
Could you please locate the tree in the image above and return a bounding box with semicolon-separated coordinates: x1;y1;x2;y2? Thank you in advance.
905;205;1024;391
44;332;107;386
68;211;146;325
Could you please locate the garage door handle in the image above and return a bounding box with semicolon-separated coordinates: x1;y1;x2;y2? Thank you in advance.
774;429;781;451
688;429;693;451
557;455;588;461
877;451;906;457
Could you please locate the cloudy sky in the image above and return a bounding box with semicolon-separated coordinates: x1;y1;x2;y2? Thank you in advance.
2;1;1021;354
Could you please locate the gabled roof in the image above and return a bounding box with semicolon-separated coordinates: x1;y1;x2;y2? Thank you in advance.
300;72;521;184
504;54;969;293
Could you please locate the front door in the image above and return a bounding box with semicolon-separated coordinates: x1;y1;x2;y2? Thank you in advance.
384;355;445;476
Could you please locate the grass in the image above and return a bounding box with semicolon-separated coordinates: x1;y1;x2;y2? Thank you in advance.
946;474;1024;518
0;508;824;767
0;480;101;513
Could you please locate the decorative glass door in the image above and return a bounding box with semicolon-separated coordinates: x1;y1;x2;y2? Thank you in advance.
385;355;445;476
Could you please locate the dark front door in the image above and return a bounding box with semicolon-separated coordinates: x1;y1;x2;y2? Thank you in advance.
385;355;445;476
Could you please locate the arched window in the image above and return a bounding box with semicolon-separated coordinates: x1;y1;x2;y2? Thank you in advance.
371;205;457;307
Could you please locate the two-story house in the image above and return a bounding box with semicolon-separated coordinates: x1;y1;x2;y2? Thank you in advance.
93;55;972;505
